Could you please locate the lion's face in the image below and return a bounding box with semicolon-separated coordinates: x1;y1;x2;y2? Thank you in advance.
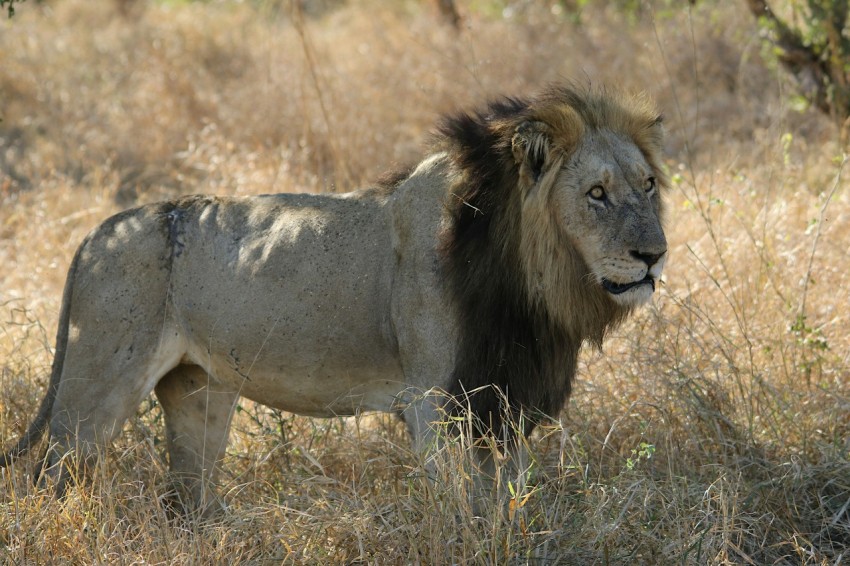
553;129;667;307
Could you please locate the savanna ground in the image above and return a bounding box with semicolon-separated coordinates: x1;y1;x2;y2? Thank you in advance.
0;0;848;563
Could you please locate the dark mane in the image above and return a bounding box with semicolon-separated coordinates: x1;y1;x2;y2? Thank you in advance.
437;95;581;439
436;96;528;249
373;165;416;195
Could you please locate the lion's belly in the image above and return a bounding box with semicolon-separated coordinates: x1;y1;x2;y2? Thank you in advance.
176;299;406;417
194;349;406;417
172;269;406;416
184;346;405;417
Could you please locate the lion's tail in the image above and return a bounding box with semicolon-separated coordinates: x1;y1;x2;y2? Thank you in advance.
0;241;82;468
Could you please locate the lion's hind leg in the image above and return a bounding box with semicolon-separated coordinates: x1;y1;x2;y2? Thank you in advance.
155;364;238;516
44;327;187;498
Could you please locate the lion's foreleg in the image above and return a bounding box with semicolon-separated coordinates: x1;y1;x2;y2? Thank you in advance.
469;437;531;518
401;391;532;517
400;390;448;480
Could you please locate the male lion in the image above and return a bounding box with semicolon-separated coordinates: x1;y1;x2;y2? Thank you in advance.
1;84;667;510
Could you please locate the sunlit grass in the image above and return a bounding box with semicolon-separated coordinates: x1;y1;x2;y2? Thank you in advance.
1;0;848;563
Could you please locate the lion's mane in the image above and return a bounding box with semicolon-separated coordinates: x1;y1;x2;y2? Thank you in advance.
436;85;665;438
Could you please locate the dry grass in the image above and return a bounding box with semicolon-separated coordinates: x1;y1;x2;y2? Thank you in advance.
0;0;848;563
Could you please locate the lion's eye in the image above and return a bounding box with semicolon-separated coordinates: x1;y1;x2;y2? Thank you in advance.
645;177;657;195
588;185;606;201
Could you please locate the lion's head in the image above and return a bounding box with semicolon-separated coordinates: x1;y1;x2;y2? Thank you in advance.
439;84;668;435
509;85;667;311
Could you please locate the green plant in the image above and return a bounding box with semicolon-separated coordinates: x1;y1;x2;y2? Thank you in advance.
746;0;850;134
625;442;655;471
0;0;23;17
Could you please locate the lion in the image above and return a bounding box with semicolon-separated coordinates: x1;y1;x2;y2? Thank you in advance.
1;84;667;511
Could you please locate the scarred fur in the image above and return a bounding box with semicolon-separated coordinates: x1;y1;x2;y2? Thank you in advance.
1;83;668;509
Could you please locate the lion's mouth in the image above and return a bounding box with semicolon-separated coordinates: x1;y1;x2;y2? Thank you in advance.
601;275;656;295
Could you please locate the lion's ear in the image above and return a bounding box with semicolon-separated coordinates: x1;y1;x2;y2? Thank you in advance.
647;114;664;145
511;121;550;182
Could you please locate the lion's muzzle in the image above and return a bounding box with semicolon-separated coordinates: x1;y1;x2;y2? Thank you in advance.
601;274;656;295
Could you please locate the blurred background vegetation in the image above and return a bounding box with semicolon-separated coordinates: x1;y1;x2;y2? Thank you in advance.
0;1;848;564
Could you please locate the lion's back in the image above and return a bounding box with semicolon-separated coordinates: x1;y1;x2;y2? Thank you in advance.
158;193;403;395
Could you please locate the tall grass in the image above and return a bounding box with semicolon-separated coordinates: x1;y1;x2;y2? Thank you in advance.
1;1;848;563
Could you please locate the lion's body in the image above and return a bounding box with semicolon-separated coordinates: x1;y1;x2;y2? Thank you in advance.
151;158;454;415
162;193;401;418
2;85;668;510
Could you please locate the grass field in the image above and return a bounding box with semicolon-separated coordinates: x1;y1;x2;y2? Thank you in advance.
1;0;848;563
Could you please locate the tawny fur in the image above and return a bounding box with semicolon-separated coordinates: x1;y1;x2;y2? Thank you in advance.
1;83;668;510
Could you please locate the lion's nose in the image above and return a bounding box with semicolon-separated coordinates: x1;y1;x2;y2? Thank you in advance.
630;249;666;267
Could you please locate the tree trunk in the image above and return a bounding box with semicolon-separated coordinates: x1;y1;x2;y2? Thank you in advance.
435;0;462;30
745;0;850;125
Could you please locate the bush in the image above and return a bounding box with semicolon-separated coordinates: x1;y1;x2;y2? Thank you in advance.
747;0;850;134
